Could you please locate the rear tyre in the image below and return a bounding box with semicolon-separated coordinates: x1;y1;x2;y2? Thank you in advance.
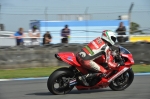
109;68;134;91
47;67;74;95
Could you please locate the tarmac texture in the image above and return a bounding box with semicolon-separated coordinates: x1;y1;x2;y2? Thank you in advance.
0;75;150;99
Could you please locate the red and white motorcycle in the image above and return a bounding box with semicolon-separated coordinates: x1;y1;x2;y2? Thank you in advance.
47;46;134;95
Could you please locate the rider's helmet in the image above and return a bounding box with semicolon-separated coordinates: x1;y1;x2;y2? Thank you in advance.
101;30;117;46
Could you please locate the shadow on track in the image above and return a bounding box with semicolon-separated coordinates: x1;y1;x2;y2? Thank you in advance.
26;89;112;96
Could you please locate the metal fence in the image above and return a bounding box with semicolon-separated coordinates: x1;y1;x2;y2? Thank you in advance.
0;31;129;46
0;6;150;46
1;10;150;31
1;29;150;47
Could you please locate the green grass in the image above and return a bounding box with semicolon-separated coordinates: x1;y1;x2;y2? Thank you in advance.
132;65;150;73
0;66;62;79
0;65;150;79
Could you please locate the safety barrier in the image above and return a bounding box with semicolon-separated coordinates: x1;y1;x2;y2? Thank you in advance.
0;42;150;69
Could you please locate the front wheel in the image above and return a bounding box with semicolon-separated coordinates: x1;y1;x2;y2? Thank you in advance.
109;68;134;91
47;67;75;95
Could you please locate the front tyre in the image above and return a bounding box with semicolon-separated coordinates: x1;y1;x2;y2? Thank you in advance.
109;68;134;91
47;67;74;95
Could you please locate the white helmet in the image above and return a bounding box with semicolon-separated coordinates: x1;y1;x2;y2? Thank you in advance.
101;30;117;45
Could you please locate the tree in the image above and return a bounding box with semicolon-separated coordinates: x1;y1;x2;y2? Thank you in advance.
130;22;142;34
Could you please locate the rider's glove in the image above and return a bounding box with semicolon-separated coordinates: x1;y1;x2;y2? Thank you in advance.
112;50;118;57
117;60;125;67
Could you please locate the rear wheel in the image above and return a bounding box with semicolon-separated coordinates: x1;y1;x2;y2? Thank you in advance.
109;68;134;91
47;68;75;95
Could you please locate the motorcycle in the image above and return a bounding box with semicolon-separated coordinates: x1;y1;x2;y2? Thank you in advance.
47;46;134;95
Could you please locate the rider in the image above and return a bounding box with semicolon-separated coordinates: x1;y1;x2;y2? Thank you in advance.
76;30;124;86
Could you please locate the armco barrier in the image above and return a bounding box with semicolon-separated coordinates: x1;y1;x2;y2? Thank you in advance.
0;42;150;69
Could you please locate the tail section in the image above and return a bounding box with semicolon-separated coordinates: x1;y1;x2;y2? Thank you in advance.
55;52;81;67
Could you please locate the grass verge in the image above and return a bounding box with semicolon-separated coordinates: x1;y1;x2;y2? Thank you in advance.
0;65;150;79
0;66;61;79
132;65;150;73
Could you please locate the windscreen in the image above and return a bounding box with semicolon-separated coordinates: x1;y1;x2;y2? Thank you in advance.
119;46;131;54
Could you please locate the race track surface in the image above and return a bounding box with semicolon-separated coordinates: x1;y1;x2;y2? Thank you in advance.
0;76;150;99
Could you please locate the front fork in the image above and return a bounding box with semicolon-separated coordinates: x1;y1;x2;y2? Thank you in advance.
108;67;129;83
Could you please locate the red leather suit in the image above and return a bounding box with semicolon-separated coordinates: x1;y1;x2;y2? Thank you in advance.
77;37;118;73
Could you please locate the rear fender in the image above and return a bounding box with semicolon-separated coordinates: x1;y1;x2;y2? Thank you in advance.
55;52;81;67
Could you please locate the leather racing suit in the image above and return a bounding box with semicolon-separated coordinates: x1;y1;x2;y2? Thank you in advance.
76;37;119;74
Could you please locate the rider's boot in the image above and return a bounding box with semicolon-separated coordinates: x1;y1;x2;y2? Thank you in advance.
78;75;89;86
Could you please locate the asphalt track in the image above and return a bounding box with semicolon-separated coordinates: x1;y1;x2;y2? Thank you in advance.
0;75;150;99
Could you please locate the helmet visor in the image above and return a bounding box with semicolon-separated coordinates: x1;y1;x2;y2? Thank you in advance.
111;36;116;42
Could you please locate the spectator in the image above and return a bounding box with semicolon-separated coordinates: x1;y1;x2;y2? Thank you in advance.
11;28;25;46
61;25;70;43
28;25;40;45
116;22;127;43
43;31;52;45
